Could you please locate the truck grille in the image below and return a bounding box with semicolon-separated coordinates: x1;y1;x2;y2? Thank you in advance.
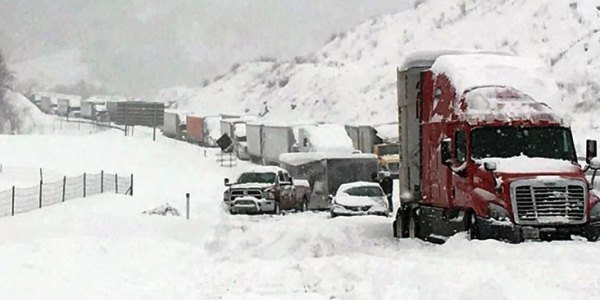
230;189;263;201
511;179;586;225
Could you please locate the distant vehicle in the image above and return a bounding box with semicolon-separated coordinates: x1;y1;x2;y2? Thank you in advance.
223;166;311;214
246;123;297;165
163;111;187;140
278;152;379;209
330;182;389;218
373;142;400;178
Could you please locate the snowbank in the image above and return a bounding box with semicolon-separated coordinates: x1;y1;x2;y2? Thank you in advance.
1;90;52;133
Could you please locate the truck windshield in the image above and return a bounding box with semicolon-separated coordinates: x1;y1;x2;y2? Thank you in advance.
378;144;400;156
344;186;384;197
237;172;276;184
471;126;576;161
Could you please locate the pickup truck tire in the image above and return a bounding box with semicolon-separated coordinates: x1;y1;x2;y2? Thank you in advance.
270;201;281;215
300;196;309;212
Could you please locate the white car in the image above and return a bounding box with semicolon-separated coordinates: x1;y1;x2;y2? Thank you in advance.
330;181;389;218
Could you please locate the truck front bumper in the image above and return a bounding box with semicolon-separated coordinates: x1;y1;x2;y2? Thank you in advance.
477;217;600;243
228;197;276;214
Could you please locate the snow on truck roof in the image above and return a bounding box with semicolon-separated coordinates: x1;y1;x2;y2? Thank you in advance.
241;166;287;174
430;54;561;104
279;152;378;166
338;181;382;191
399;49;511;71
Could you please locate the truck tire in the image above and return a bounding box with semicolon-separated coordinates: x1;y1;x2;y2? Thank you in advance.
272;201;281;215
300;197;309;212
393;208;408;238
408;209;418;239
467;213;479;240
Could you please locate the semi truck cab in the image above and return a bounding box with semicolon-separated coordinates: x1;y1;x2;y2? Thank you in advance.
394;51;600;242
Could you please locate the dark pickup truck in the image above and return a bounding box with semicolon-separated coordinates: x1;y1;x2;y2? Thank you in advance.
223;166;311;214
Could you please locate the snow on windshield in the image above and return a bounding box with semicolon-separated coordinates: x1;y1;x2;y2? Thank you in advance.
237;172;276;184
461;86;560;122
343;186;384;197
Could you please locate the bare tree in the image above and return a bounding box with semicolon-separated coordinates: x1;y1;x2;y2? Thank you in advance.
0;49;20;133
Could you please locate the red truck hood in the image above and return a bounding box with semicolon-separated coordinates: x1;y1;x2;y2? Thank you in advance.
477;156;581;175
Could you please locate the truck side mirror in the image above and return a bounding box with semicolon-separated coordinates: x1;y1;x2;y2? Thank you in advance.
224;178;230;186
590;157;600;170
484;162;497;172
441;139;452;167
587;140;597;163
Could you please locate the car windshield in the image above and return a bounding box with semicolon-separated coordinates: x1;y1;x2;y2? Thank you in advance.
344;186;384;197
471;126;576;161
378;144;399;156
237;172;276;184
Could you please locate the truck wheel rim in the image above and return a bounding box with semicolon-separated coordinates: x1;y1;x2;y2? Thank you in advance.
409;216;416;239
396;218;403;238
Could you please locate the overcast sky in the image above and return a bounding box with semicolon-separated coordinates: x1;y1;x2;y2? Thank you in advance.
0;0;410;95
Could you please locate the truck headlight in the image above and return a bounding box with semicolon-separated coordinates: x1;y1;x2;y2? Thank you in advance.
265;191;276;200
590;203;600;221
487;203;510;221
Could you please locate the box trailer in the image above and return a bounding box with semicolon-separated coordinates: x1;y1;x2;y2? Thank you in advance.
186;115;205;144
163;111;186;140
262;125;296;165
246;123;263;162
279;153;379;209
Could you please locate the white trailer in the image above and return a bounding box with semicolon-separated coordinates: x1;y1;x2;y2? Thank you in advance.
262;125;296;165
246;123;263;162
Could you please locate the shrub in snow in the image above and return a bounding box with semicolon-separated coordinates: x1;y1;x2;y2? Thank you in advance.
142;204;180;216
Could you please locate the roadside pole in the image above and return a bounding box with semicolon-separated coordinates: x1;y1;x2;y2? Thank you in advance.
186;193;190;220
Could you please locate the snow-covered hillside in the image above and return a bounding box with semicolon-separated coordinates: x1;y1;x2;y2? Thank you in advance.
157;0;600;142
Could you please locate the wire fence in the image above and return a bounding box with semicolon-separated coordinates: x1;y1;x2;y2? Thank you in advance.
0;171;133;218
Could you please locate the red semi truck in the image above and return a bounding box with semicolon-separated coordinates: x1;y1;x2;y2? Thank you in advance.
393;51;600;242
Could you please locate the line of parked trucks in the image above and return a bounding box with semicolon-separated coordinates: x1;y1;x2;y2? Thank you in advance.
172;50;600;244
161;112;397;212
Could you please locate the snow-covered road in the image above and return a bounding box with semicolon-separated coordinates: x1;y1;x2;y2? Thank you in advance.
1;130;600;299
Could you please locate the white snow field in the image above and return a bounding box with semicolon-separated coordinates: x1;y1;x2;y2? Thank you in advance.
1;130;600;299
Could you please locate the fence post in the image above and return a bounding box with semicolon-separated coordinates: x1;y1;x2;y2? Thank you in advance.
115;173;118;193
83;173;87;198
130;174;134;196
38;180;43;208
101;170;104;193
153;109;157;141
186;193;190;220
62;176;66;202
11;186;15;216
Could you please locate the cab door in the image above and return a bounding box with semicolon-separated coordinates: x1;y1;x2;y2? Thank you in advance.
450;128;472;207
277;171;294;209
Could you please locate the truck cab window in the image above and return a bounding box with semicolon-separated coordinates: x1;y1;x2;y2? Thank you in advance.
455;130;466;163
